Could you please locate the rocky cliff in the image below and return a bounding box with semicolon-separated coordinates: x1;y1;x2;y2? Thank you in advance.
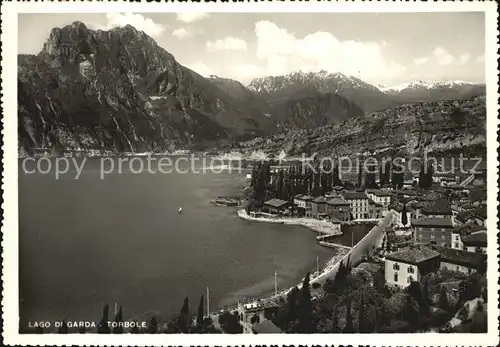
238;96;486;159
18;22;272;156
267;91;365;131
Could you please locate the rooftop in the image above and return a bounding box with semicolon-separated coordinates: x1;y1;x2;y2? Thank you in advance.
411;217;454;228
342;191;368;200
385;246;440;265
263;199;288;209
373;190;392;197
474;206;487;219
252;319;282;334
295;194;313;201
422;198;452;215
312;196;327;204
462;231;487;247
326;198;350;206
453;222;485;236
433;246;486;269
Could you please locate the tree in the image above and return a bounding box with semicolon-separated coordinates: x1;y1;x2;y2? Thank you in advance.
379;160;391;187
97;304;111;333
357;160;363;188
282;170;291;201
58;320;69;334
277;169;284;199
407;281;422;304
298;272;314;333
343;296;355;333
254;162;268;202
332;260;349;292
371;305;379;333
401;203;408;227
364;163;378;189
331;305;341;333
113;306;124;334
250;164;258;187
332;162;342;187
481;287;487;303
438;286;450;311
391;158;404;189
401;294;419;328
470;301;487;333
196;294;204;328
147;316;158;334
219;311;243;333
385;236;392;253
358;290;368;333
459;275;482;302
421;276;431;316
179;297;191;333
419;161;434;189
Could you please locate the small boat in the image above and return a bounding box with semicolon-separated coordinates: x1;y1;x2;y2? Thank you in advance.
178;207;183;213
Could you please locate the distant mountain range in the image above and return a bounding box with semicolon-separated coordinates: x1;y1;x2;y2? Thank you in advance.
18;22;486;156
379;80;485;103
246;71;485;112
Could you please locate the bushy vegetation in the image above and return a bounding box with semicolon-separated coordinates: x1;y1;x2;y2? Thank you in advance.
29;264;486;334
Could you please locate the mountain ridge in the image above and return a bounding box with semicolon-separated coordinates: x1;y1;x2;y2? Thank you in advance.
18;21;487;156
18;22;275;156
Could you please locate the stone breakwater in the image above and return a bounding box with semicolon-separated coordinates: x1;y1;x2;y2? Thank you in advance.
236;209;343;235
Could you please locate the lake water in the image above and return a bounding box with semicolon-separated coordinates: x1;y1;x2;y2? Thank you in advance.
19;156;339;330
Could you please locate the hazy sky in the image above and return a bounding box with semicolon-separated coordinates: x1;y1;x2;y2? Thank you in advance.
18;12;486;87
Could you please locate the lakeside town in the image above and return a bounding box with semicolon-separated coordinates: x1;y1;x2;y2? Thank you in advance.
26;155;488;335
224;155;488;333
12;8;496;343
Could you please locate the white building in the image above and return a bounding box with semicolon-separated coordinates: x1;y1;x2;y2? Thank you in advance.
390;205;413;229
342;191;369;220
237;300;279;334
367;190;392;207
384;247;441;288
450;231;464;250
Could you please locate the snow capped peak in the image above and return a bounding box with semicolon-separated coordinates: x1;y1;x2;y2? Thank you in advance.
380;79;478;93
247;70;376;94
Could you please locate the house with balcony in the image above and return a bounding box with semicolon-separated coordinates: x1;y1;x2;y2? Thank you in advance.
293;194;313;217
384;246;441;288
237;300;279;334
411;217;454;247
367;189;392;207
342;191;369;220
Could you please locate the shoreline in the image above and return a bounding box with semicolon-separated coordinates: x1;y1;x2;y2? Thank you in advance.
236;209;343;235
230;211;393;308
